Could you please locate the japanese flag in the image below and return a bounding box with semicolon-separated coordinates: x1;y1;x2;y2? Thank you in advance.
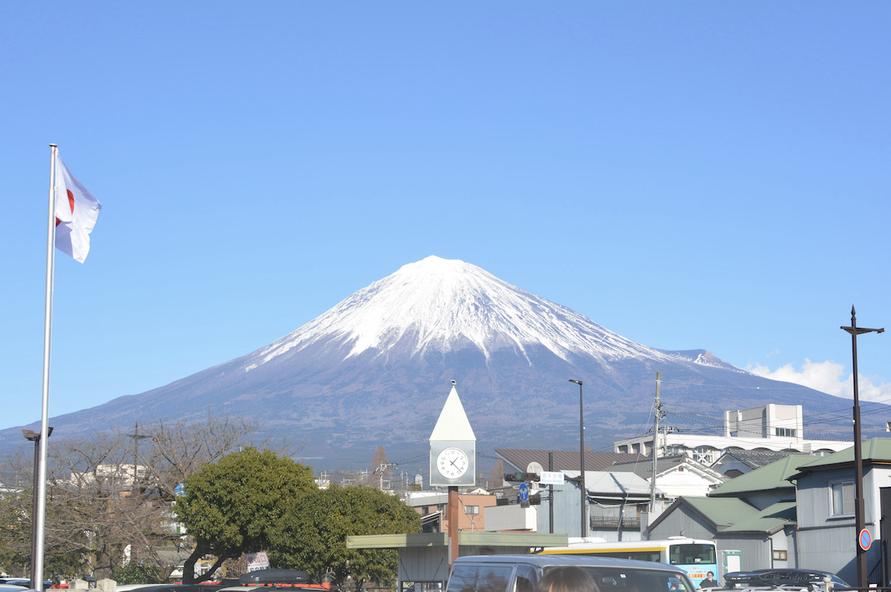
54;156;101;263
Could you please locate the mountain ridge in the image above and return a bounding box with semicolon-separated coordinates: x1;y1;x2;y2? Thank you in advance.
1;256;882;468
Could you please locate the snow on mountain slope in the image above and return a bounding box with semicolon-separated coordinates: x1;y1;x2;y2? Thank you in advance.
246;256;674;370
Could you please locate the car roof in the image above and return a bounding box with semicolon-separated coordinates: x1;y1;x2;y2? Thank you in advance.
453;554;684;574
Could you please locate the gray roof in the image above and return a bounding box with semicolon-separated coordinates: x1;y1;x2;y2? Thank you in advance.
713;449;797;470
562;470;656;498
611;455;688;478
496;448;637;473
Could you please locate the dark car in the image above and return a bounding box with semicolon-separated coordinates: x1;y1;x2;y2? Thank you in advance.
723;569;850;590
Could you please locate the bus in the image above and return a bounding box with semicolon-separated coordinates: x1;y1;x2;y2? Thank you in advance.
538;537;719;586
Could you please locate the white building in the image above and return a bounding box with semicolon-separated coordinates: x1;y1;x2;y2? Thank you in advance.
611;455;724;499
614;404;850;465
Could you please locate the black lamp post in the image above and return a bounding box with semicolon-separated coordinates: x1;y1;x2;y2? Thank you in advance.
841;306;883;590
569;379;586;538
22;426;53;587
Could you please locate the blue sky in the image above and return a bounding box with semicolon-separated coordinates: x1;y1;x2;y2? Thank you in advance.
2;2;890;429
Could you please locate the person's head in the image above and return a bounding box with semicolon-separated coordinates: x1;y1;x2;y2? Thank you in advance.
706;572;714;579
538;567;599;592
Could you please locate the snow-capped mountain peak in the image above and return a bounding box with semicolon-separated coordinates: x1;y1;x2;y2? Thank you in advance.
245;256;672;370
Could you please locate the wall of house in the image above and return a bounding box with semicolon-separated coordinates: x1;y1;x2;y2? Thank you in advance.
486;505;537;532
655;468;720;498
786;526;798;570
647;504;716;540
770;530;790;568
740;490;795;511
795;466;886;584
538;480;583;537
796;468;860;530
537;482;643;540
866;466;891;538
715;534;772;573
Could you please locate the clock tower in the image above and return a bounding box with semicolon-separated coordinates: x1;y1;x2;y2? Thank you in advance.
429;380;476;487
429;380;476;565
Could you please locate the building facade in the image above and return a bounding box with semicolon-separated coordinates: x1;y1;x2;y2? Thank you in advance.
614;404;850;465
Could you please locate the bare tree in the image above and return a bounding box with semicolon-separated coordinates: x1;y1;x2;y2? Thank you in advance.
145;416;255;498
0;417;254;581
489;460;505;490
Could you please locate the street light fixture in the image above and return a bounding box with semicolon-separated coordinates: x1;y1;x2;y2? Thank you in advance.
22;427;53;587
569;379;586;538
841;305;883;590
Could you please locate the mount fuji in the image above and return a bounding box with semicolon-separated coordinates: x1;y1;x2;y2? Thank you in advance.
1;256;882;468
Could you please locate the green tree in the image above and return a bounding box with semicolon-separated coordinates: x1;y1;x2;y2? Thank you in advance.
174;448;315;583
268;485;420;589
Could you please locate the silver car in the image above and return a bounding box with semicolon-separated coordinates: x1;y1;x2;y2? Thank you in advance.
447;554;696;592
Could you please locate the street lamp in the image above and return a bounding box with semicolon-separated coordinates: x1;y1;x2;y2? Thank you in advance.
841;305;884;590
22;427;53;587
569;379;586;538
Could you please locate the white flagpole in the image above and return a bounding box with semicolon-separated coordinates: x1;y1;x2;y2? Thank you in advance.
34;143;58;592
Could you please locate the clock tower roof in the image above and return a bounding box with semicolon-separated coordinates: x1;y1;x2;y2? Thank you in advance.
429;385;476;442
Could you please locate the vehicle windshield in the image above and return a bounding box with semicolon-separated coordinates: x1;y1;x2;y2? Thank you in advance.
544;567;695;592
668;544;716;566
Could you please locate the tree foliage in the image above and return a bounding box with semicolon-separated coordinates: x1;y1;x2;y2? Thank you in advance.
174;447;315;583
268;485;420;589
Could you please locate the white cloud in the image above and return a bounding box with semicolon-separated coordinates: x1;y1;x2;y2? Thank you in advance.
749;359;891;403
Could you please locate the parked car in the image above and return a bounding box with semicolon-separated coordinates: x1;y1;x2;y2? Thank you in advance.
239;570;311;586
722;569;850;590
447;554;696;592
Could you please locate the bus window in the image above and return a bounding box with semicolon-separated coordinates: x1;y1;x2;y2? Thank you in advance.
598;552;662;563
668;545;716;566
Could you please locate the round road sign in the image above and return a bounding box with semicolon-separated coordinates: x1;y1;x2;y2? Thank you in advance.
859;528;873;551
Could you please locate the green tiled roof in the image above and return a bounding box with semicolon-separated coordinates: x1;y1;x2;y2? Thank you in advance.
682;497;759;529
709;454;813;496
719;501;796;535
795;439;891;472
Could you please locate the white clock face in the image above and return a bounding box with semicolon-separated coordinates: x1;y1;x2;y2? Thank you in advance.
437;447;469;479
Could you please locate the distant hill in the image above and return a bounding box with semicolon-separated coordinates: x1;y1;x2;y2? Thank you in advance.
1;256;881;469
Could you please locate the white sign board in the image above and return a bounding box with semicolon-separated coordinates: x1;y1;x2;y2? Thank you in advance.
539;471;565;485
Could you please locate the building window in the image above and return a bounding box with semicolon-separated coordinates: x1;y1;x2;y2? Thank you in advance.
831;482;855;517
464;505;480;515
773;550;788;561
692;446;718;465
775;428;797;437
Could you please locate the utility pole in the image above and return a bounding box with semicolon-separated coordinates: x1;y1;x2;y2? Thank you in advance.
128;422;151;490
650;372;663;515
841;306;884;590
548;451;555;534
22;427;52;588
570;379;586;538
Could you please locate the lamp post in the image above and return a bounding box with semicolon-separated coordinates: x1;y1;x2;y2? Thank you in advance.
22;427;53;588
569;379;586;538
841;305;884;590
